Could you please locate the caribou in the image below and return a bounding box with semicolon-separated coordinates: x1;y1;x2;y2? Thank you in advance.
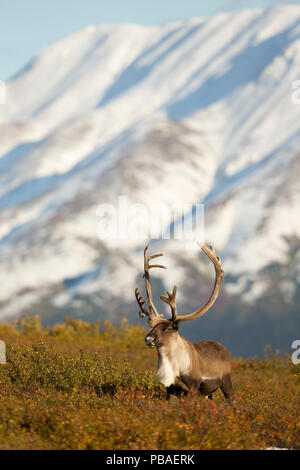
135;243;234;401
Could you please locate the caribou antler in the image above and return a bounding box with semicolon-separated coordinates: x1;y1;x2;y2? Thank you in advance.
160;285;177;322
143;246;166;317
175;243;224;323
135;288;148;318
135;243;224;326
135;246;168;327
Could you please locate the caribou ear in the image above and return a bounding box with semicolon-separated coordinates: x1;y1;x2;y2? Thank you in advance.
172;321;179;330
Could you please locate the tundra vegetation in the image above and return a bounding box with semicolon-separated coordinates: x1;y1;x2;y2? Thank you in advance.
0;315;299;450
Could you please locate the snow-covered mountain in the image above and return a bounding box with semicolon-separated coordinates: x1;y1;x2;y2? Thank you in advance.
0;4;300;328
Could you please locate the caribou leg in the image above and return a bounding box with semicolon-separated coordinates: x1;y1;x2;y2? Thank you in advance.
205;394;213;400
166;377;191;399
220;374;234;402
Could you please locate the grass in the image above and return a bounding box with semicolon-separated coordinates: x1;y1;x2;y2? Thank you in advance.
0;315;299;450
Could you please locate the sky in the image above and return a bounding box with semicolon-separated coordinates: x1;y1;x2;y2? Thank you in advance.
0;0;299;80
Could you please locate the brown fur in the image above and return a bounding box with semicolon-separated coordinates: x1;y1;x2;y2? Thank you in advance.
145;323;234;401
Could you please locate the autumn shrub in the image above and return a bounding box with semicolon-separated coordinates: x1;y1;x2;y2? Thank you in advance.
0;316;299;450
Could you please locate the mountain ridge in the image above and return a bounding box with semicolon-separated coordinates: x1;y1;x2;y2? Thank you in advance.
0;5;299;348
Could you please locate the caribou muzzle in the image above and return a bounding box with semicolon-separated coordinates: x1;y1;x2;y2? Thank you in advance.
145;334;156;348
